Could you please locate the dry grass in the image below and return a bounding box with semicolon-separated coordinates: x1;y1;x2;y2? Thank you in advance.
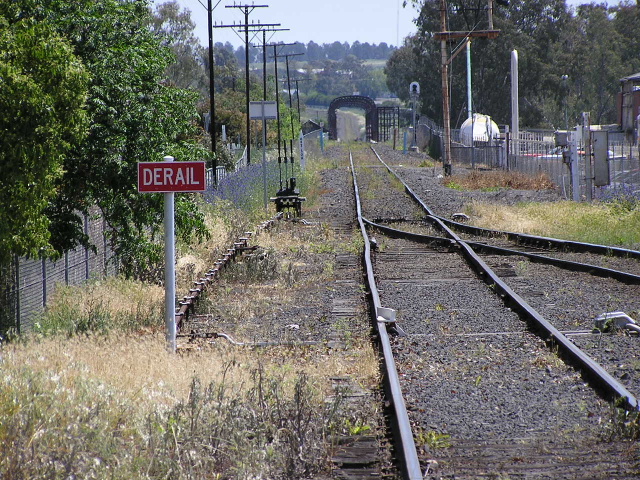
3;188;380;478
175;201;251;292
1;328;379;478
33;277;164;335
467;200;640;248
3;333;377;416
467;201;555;235
446;170;556;191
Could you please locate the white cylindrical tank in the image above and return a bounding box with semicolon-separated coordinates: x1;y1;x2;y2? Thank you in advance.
460;113;500;146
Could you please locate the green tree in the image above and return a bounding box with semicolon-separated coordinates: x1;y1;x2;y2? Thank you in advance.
394;0;571;127
356;68;388;98
0;18;88;264
385;34;442;119
611;0;640;75
2;0;210;279
150;1;208;95
565;4;625;124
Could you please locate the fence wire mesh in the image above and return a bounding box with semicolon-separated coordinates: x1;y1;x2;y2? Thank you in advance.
1;212;116;333
417;116;640;200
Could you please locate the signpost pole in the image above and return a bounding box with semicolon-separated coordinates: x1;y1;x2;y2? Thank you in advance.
163;155;176;353
262;103;268;212
250;101;277;211
137;157;205;354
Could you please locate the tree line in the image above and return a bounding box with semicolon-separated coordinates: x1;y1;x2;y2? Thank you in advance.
153;2;394;129
12;0;635;288
218;40;397;65
385;0;640;129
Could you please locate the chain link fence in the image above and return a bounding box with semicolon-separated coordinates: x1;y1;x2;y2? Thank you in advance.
1;211;117;334
416;115;640;200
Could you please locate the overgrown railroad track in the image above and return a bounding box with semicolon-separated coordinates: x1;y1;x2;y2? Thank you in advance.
352;145;639;479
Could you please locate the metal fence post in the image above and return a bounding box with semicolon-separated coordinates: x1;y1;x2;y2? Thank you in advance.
65;251;69;285
84;213;90;280
103;218;108;277
14;254;20;334
42;257;47;308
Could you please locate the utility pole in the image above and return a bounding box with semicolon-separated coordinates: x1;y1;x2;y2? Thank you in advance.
252;27;288;133
273;44;284;188
218;4;275;165
292;78;309;121
440;0;452;175
250;27;289;102
207;0;221;163
435;0;500;175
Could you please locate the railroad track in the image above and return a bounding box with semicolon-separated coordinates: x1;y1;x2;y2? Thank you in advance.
352;145;640;479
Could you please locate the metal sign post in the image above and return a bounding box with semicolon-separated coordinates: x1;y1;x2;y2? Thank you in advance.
250;101;277;211
163;155;176;353
138;157;206;352
409;82;420;150
299;130;306;170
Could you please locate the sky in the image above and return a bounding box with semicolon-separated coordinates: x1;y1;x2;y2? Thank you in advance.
152;0;624;49
152;0;418;48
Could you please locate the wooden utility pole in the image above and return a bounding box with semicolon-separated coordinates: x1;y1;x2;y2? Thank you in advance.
435;0;500;175
440;0;452;175
218;4;276;165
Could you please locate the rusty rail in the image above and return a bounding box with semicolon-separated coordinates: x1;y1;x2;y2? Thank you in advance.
175;214;281;332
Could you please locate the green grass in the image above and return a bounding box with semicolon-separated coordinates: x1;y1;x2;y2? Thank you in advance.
447;169;640;248
32;277;164;337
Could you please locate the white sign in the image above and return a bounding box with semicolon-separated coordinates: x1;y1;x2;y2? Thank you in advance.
249;101;278;120
299;131;306;170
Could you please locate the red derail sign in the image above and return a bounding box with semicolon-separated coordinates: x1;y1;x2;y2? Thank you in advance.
138;161;206;193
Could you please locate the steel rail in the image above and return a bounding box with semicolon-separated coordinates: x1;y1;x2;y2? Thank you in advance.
366;146;639;412
464;240;640;284
365;217;640;284
362;217;455;250
370;145;640;260
435;216;640;260
349;152;423;480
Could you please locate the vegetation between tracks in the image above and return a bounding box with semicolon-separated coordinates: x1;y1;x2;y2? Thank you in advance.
468;200;640;249
0;334;375;479
444;170;556;192
1;151;381;479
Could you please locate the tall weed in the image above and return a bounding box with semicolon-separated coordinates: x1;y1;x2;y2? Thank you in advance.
0;340;344;479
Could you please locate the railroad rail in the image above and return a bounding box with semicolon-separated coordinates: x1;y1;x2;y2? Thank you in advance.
351;145;640;478
174;214;281;334
350;151;423;479
367;145;639;410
